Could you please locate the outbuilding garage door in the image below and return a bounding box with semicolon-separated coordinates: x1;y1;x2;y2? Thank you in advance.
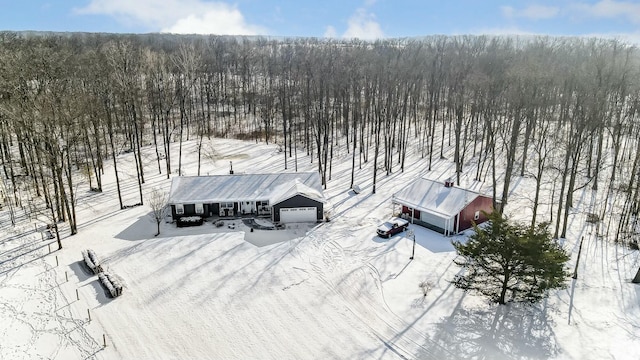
420;211;453;233
279;207;317;223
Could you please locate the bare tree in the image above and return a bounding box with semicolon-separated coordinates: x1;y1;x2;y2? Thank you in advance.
147;187;168;237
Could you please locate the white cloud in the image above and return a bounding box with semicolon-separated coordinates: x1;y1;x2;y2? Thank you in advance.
501;6;515;18
161;8;265;35
324;25;338;38
342;8;384;40
502;4;559;20
74;0;267;35
571;0;640;23
323;7;384;40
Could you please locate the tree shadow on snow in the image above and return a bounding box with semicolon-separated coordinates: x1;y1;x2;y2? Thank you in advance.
115;212;245;241
113;213;160;241
427;300;559;360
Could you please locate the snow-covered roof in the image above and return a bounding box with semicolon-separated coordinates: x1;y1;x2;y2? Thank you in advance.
167;172;324;205
269;178;325;204
392;178;485;218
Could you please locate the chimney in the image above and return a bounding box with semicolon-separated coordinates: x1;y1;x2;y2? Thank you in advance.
444;178;454;188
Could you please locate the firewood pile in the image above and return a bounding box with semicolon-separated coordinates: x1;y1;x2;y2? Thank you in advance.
81;249;103;274
98;271;124;298
81;249;124;298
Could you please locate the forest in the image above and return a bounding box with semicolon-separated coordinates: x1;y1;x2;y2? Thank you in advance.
0;31;638;248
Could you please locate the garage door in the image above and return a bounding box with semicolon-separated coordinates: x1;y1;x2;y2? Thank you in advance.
420;211;453;233
280;207;317;223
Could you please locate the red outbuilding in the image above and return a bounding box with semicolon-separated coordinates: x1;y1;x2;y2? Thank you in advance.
392;178;495;235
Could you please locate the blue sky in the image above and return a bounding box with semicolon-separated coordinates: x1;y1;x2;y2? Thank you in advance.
1;1;639;42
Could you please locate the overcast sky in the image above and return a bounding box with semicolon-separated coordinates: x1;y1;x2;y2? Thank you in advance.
2;0;640;42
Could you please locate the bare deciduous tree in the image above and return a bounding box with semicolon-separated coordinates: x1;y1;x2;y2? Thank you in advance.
147;187;168;237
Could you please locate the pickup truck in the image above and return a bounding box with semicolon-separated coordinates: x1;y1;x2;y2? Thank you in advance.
376;217;409;238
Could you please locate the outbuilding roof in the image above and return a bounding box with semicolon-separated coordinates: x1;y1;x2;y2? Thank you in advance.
167;172;325;205
392;178;486;218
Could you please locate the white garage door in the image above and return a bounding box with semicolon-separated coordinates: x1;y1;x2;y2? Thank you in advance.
280;207;317;223
420;211;453;233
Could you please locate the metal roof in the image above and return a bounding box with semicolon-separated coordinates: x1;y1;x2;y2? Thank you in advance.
167;172;325;205
392;178;485;218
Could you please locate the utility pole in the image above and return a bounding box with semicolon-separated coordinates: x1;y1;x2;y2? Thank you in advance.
408;229;416;260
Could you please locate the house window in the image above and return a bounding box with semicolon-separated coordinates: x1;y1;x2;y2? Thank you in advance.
474;211;480;220
195;203;204;214
175;204;184;215
221;202;234;209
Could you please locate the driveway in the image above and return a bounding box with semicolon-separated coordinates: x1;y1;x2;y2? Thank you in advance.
242;218;276;230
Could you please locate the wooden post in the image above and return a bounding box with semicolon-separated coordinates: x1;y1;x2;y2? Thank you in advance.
76;289;79;301
55;256;59;267
87;309;91;322
65;271;68;282
48;243;51;253
573;236;584;280
103;334;107;347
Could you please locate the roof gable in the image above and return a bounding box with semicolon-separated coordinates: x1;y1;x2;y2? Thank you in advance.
269;178;325;205
167;172;324;205
392;178;483;218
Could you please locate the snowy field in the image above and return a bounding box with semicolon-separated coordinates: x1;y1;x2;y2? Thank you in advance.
1;137;639;359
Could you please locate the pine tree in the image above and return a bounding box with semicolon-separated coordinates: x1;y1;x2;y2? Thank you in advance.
452;212;570;304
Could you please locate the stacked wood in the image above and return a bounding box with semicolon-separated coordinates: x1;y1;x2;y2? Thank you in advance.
98;271;124;298
82;249;103;274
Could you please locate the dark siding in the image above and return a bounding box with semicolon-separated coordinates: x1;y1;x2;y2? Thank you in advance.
171;204;198;220
184;204;196;216
272;195;323;222
208;203;220;217
458;195;494;232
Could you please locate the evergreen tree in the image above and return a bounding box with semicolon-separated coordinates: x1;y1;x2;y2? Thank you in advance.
452;212;570;304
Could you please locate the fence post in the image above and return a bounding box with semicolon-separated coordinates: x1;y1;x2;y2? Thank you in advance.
103;334;107;347
65;271;68;282
55;256;59;267
87;309;91;322
76;289;79;301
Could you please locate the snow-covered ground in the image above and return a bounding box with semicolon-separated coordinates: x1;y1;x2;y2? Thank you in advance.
1;137;639;359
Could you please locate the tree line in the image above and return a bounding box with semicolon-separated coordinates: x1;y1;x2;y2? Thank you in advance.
1;31;639;246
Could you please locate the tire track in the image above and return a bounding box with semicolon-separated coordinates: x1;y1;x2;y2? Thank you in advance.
300;229;451;359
